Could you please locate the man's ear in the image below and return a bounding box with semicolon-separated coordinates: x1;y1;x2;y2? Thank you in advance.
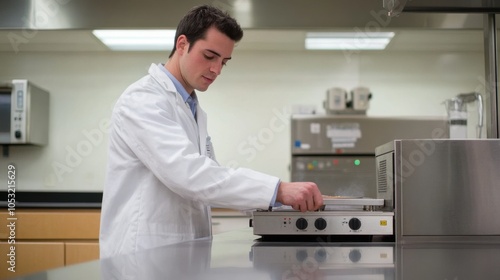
176;35;189;55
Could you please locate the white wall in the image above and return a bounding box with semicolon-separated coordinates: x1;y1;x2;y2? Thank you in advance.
0;49;485;191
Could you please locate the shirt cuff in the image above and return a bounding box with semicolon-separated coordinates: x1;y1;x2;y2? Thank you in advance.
270;180;282;207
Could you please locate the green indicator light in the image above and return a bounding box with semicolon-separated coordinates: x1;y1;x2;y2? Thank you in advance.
354;159;361;166
312;160;318;167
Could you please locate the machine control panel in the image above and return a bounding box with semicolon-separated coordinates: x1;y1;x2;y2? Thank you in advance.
252;211;394;235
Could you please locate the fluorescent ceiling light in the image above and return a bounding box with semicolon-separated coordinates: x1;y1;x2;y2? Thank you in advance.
92;30;176;51
305;32;395;50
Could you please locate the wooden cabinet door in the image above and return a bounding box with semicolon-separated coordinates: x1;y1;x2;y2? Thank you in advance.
0;209;100;239
65;242;100;266
0;242;65;278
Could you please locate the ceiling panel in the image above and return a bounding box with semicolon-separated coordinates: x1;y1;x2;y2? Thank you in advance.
0;0;486;30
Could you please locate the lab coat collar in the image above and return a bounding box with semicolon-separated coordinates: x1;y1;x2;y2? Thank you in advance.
148;63;209;156
148;63;176;93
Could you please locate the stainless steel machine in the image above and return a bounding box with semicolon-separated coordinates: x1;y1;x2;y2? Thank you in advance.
375;139;500;243
251;115;449;240
252;197;394;240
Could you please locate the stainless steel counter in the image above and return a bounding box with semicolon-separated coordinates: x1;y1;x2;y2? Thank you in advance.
12;228;500;279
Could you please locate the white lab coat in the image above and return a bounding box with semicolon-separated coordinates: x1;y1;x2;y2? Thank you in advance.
99;64;279;258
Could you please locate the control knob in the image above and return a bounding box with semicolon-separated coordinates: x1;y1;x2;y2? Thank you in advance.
348;218;361;231
314;218;327;230
296;218;308;230
15;130;21;139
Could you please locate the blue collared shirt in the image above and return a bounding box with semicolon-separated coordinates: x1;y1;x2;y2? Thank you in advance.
158;63;197;119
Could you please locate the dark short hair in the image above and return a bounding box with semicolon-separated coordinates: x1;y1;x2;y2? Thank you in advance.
168;5;244;58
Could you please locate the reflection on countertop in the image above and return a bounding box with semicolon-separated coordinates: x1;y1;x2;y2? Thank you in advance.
11;228;500;280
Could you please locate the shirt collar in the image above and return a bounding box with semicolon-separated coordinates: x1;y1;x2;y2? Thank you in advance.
157;63;197;103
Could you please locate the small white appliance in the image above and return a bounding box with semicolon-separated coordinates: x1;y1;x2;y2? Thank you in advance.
0;79;50;145
351;87;371;111
323;87;372;114
324;87;347;113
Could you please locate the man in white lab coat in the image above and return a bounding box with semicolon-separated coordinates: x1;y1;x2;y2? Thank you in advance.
99;5;323;258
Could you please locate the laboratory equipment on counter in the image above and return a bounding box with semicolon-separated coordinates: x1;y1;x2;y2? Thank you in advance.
376;139;500;244
443;92;484;139
0;79;49;145
290;115;448;197
323;87;372;115
251;196;394;241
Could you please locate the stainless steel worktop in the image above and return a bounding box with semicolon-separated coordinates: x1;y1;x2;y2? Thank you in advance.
12;228;500;279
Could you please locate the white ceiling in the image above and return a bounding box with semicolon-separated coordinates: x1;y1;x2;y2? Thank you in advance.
0;29;485;53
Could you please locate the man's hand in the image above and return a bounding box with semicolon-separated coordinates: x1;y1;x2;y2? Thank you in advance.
276;182;323;212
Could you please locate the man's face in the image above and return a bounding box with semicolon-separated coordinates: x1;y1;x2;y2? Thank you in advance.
177;27;235;93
